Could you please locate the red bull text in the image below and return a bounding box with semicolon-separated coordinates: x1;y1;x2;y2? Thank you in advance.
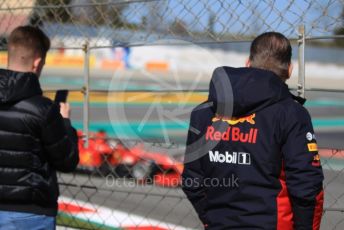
208;113;258;143
206;126;258;144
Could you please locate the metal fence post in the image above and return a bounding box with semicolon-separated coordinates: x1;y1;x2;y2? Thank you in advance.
297;25;305;98
82;42;90;147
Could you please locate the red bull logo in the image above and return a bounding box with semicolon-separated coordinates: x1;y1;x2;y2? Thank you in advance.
212;113;256;125
206;126;258;144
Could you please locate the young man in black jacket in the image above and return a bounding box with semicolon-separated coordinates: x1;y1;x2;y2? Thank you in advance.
182;32;324;230
0;26;79;229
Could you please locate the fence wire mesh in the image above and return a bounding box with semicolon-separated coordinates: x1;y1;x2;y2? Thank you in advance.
1;0;344;229
0;0;344;49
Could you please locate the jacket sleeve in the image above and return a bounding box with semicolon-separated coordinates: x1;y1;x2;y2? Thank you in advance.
181;110;207;224
41;103;79;172
281;104;324;230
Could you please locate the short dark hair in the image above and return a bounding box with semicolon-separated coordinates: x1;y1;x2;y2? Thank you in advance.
8;26;50;60
249;32;292;80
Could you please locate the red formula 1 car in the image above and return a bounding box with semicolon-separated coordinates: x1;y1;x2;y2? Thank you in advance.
77;131;113;173
77;131;183;187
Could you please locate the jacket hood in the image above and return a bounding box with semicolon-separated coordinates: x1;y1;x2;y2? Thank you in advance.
208;66;292;117
0;69;42;104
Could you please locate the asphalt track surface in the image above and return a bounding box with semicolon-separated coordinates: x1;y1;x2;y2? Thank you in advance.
42;68;344;229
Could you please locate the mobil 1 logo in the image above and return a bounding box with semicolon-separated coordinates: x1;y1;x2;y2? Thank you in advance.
209;151;251;165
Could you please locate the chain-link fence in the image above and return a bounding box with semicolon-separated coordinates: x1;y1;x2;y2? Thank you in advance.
1;0;344;229
1;0;344;48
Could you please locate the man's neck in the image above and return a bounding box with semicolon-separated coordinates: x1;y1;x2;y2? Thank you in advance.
7;64;32;73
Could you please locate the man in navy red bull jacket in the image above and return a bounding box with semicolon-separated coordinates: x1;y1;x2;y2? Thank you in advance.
182;32;324;229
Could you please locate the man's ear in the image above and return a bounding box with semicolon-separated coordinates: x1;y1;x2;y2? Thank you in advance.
32;56;42;74
245;59;251;67
287;63;293;79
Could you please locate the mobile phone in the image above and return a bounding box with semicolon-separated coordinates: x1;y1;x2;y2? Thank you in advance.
54;90;69;103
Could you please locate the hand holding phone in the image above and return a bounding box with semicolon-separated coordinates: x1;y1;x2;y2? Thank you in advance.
59;102;70;118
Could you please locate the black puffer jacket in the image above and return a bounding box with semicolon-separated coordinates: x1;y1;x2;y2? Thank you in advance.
0;69;79;216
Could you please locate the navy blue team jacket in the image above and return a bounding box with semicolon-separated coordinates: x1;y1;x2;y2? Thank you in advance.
182;67;324;230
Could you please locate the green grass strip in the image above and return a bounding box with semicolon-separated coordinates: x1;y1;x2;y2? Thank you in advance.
57;212;122;230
